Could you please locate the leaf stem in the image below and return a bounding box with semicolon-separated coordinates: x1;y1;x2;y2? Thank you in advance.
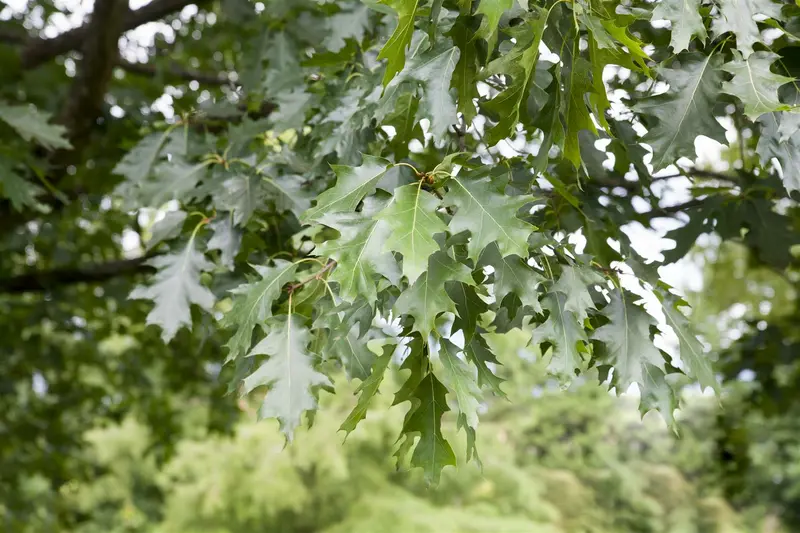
394;162;423;177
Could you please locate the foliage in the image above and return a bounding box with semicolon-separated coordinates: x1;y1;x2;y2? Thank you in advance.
8;367;754;533
1;0;800;521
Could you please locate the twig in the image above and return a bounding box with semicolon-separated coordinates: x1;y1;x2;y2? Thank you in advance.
286;261;336;294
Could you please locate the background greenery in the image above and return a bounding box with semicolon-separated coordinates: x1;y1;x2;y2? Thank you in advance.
2;0;800;530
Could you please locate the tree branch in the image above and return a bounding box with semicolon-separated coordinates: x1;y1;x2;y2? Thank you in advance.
0;255;155;294
20;0;210;69
55;0;128;155
645;198;707;218
119;59;229;85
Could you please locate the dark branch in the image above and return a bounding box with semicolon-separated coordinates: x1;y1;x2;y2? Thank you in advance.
0;256;155;294
55;0;127;155
119;59;229;85
645;198;707;218
21;0;210;69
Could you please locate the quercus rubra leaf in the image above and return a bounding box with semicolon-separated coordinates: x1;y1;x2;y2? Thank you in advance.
316;197;400;302
445;175;535;262
0;103;72;150
757;112;800;194
395;371;457;484
129;240;215;343
552;265;605;323
593;290;666;392
475;0;512;50
722;52;794;120
651;0;706;52
378;182;448;283
711;0;783;58
222;260;299;362
634;53;727;170
394;251;474;338
339;341;394;435
533;292;588;385
658;292;719;393
479;242;545;313
300;155;391;223
383;45;461;138
378;0;421;86
242;315;332;441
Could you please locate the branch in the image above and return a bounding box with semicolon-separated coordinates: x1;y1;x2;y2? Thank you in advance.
645;198;707;218
0;255;155;294
651;169;744;184
21;0;210;69
54;0;128;154
119;59;229;85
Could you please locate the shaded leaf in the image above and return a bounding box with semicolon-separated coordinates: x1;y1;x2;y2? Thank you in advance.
445;175;535;262
242;315;332;441
222;260;299;361
129;241;215;343
533;292;588;384
0;103;72;150
301;155;391;223
394;251;474;338
634;53;727;170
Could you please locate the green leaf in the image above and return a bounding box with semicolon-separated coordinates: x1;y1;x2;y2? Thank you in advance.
323;5;370;52
593;290;665;392
316;196;401;302
394;251;474;338
222;260;299;362
384;93;423;159
396;372;457;484
448;17;480;123
552;264;604;323
140;159;207;207
0;103;72;150
658;292;718;393
448;282;490;344
242;315;332;441
378;0;421;86
651;0;707;52
207;216;242;269
339;341;394;435
385;46;461;138
475;0;512;50
378;182;447;283
327;324;378;381
711;0;783;58
0;162;44;211
721;51;794;120
438;339;482;463
479;242;545;313
300;155;391;223
563;55;598;167
438;339;481;430
129;240;215;343
483;10;548;144
532;292;588;385
634;53;727;170
464;334;506;397
756;112;800;194
146;210;187;251
113;131;171;185
217;174;264;226
271;89;313;132
638;364;679;428
445;175;535;262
